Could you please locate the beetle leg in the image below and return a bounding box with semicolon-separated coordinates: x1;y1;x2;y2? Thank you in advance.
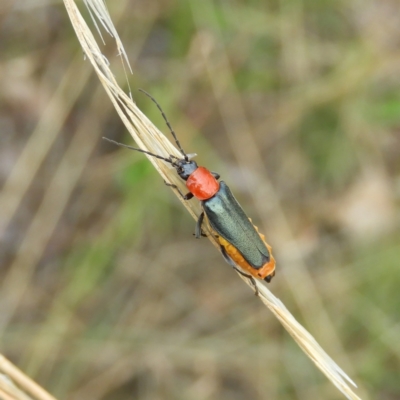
164;181;193;200
192;232;207;238
220;245;236;267
195;212;205;239
234;268;259;296
219;246;259;296
183;192;194;200
211;171;220;180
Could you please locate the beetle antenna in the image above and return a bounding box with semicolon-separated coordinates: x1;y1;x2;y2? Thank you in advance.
103;137;174;164
139;89;188;161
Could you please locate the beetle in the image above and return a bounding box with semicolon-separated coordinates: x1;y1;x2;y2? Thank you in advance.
104;90;276;288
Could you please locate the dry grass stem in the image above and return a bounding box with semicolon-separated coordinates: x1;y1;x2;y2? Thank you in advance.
0;355;57;400
62;1;362;399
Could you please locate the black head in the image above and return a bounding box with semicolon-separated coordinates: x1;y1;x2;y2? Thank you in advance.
174;159;198;180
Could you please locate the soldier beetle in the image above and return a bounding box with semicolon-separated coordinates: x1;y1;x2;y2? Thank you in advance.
104;90;276;289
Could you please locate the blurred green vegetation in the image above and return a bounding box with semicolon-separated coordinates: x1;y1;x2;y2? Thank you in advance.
1;0;400;399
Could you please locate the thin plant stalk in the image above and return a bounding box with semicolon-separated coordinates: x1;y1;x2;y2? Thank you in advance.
0;355;57;400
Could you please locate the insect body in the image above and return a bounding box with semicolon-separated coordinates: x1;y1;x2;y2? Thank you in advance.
104;90;276;285
201;181;276;283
